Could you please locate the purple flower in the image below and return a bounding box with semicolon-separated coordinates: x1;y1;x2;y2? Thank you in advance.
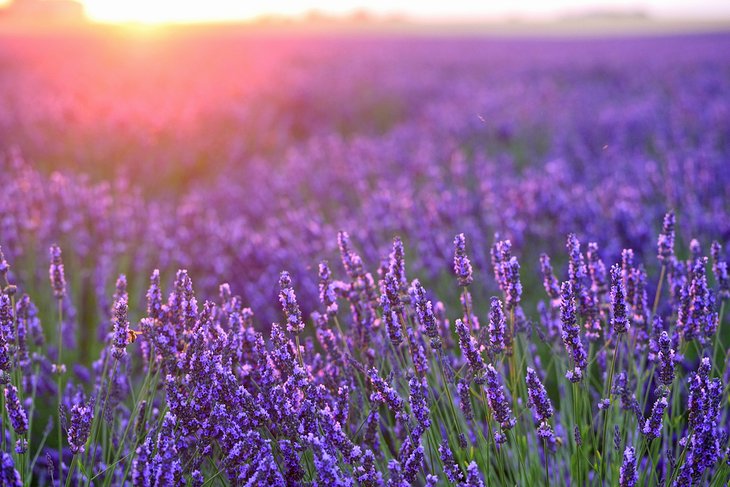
488;297;506;354
4;384;28;435
526;367;554;440
677;360;723;485
381;294;402;347
567;234;588;287
622;249;635;302
539;253;561;302
465;461;485;487
279;271;304;334
439;441;464;483
367;367;405;422
689;239;702;263
354;449;383;487
710;241;730;301
657;211;675;264
502;257;522;311
715;261;729;301
685;259;718;342
456;319;485;383
401;443;423;483
337;231;360;280
112;296;129;360
49;244;66;299
453;233;474;287
386;459;406;487
610;264;629;334
485;364;516;431
526;367;553;421
114;273;128;304
687;358;712;430
642;395;668;440
587;242;608;298
619;446;637;487
0;453;21;487
631;266;649;326
352;450;383;487
68;399;93;454
491;239;512;291
13;296;29;370
0;246;8;278
146;269;163;321
0;294;12;347
711;241;721;270
318;261;339;315
14;439;27;454
408;375;430;432
412;281;441;350
657;331;675;386
389;236;408;296
457;378;474;421
560;281;587;382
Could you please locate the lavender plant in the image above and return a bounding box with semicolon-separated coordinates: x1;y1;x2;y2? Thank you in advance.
0;210;725;485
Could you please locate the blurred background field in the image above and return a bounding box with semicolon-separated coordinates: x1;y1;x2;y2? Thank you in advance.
0;0;729;347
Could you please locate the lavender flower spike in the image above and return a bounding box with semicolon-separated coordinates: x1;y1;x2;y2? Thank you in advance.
0;453;22;487
503;256;522;311
439;442;465;483
4;384;28;435
619;445;637;487
485;363;516;431
642;395;668;440
49;244;66;300
488;297;506;354
526;367;555;441
657;331;675;386
465;461;485;487
456;318;486;382
610;264;629;334
146;269;163;321
112;296;129;360
278;271;304;334
539;253;561;302
560;281;587;382
453;233;474;287
657;210;675;264
526;367;554;422
318;261;338;315
68;400;93;454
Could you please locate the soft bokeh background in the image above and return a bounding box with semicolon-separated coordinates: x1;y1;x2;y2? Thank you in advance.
1;0;729;336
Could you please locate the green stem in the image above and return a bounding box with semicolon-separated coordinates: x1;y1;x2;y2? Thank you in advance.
542;438;550;487
602;333;622;483
57;298;64;487
651;265;666;320
64;455;76;487
294;335;304;368
84;358;117;485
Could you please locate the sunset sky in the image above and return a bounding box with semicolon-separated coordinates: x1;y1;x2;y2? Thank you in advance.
2;0;730;24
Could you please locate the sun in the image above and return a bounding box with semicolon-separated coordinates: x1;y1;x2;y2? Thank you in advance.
81;0;338;24
82;0;262;24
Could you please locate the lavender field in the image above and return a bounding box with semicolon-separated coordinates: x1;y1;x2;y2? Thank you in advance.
0;30;729;486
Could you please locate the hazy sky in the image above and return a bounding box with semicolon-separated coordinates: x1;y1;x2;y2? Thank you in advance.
7;0;730;23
